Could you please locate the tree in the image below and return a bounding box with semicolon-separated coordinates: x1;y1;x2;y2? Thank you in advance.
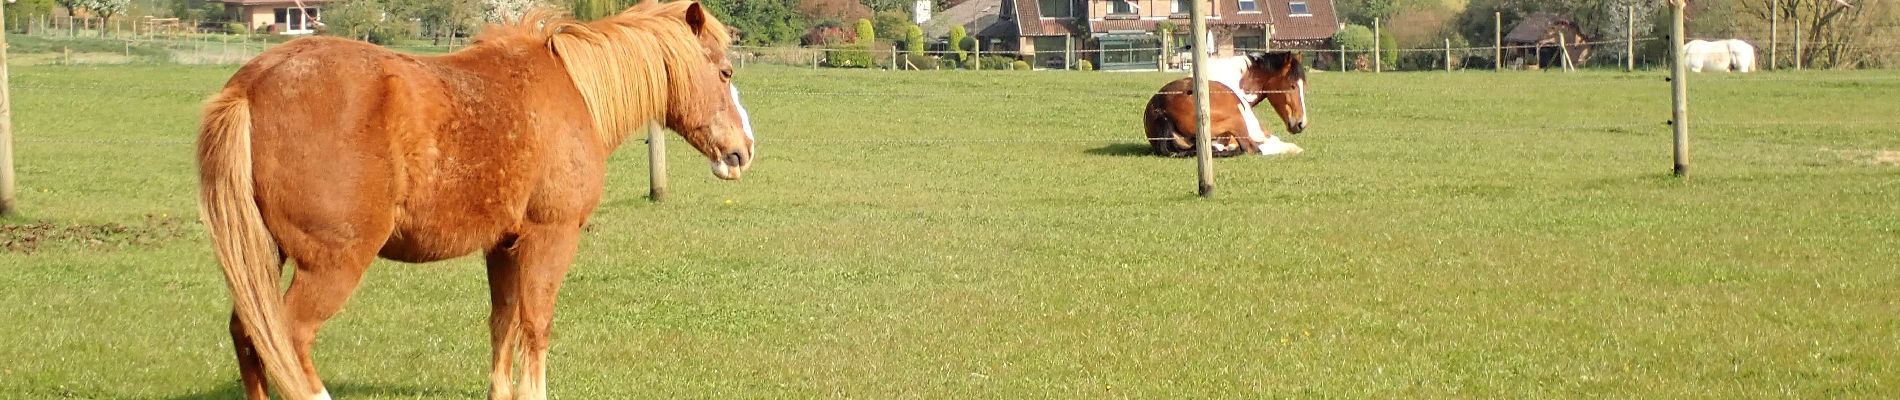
6;0;57;33
702;0;806;45
78;0;129;36
797;0;870;23
872;9;908;43
905;23;924;55
855;17;873;44
947;25;967;61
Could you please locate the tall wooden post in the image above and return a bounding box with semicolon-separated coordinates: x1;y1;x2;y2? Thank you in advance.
1372;17;1382;73
1669;0;1689;177
1190;0;1214;197
1494;12;1502;72
647;123;667;202
1626;4;1636;72
0;1;15;216
974;40;983;70
1444;38;1452;72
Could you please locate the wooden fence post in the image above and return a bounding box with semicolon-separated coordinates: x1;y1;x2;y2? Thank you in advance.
0;3;15;216
1372;17;1381;73
1626;4;1635;72
647;123;667;202
1190;0;1214;197
1669;0;1689;177
1444;38;1451;72
1494;12;1502;72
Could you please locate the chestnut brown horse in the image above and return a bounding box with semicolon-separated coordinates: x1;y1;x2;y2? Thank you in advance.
1143;51;1309;157
195;3;752;400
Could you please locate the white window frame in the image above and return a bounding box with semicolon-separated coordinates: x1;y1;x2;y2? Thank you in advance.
1288;1;1312;17
1238;0;1260;13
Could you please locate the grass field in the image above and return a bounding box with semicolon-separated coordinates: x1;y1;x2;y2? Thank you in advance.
1;62;1896;399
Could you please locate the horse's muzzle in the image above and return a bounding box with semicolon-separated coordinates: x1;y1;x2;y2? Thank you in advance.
1288;122;1307;134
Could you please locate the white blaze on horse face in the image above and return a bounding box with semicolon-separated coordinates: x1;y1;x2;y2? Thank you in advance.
729;84;754;142
1296;78;1308;127
314;389;331;400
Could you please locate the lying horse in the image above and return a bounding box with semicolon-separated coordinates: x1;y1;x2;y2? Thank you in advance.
1144;51;1309;157
196;2;752;400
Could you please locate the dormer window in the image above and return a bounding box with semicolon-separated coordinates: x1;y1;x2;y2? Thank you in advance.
1039;0;1072;18
1238;0;1259;12
1289;1;1311;16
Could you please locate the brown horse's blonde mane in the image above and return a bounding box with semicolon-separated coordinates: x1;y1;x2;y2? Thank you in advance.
475;2;731;148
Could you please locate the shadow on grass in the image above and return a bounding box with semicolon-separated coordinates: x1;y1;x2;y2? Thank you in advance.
1084;143;1155;157
161;381;482;400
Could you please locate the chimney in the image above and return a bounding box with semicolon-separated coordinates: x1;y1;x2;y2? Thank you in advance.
914;0;933;24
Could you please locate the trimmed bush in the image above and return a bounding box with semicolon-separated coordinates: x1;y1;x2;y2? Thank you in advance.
825;44;873;68
1012;60;1031;70
1077;59;1094;71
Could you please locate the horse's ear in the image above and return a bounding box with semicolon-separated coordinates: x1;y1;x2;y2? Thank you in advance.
684;2;709;35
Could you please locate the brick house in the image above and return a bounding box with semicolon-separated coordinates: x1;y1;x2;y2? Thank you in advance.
215;0;329;34
928;0;1338;70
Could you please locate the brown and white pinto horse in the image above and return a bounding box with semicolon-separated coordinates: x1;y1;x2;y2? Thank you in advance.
195;3;751;400
1143;51;1309;157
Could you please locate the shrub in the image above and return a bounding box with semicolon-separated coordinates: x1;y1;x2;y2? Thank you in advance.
900;53;936;70
1378;29;1398;69
981;55;1017;70
947;26;968;61
1077;59;1094;71
855;19;874;45
825;44;873;68
905;24;925;56
1012;60;1031;70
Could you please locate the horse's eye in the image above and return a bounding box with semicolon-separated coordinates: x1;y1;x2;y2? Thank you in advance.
720;69;734;80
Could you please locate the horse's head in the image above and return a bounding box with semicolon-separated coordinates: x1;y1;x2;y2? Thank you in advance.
664;2;754;180
1241;52;1308;134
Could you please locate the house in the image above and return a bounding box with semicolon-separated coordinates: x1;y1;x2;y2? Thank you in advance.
1503;13;1591;69
924;0;1338;70
215;0;330;34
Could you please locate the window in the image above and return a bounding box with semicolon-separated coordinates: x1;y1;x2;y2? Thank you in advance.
1289;1;1311;16
1038;0;1071;18
1235;33;1265;51
1110;0;1135;14
1172;0;1188;14
1238;0;1258;12
273;7;319;33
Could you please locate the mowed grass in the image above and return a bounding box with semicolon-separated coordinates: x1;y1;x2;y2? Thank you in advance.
1;62;1896;399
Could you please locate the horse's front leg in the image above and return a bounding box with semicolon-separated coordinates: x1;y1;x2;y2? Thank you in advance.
485;222;582;400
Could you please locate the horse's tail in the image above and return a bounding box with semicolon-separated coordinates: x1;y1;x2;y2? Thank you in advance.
196;90;317;400
1143;94;1188;157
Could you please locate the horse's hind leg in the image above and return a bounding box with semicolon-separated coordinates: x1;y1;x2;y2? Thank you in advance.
486;222;582;400
278;244;380;399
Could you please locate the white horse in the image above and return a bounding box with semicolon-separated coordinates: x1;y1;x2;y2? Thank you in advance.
1724;39;1757;72
1684;40;1731;72
1684;39;1756;73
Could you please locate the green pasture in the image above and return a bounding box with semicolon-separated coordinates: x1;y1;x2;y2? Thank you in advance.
1;63;1895;398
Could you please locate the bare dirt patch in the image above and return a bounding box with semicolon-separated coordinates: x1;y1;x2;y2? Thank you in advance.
2;215;192;254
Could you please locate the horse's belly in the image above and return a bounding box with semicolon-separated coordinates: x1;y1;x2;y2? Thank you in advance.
378;196;527;263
